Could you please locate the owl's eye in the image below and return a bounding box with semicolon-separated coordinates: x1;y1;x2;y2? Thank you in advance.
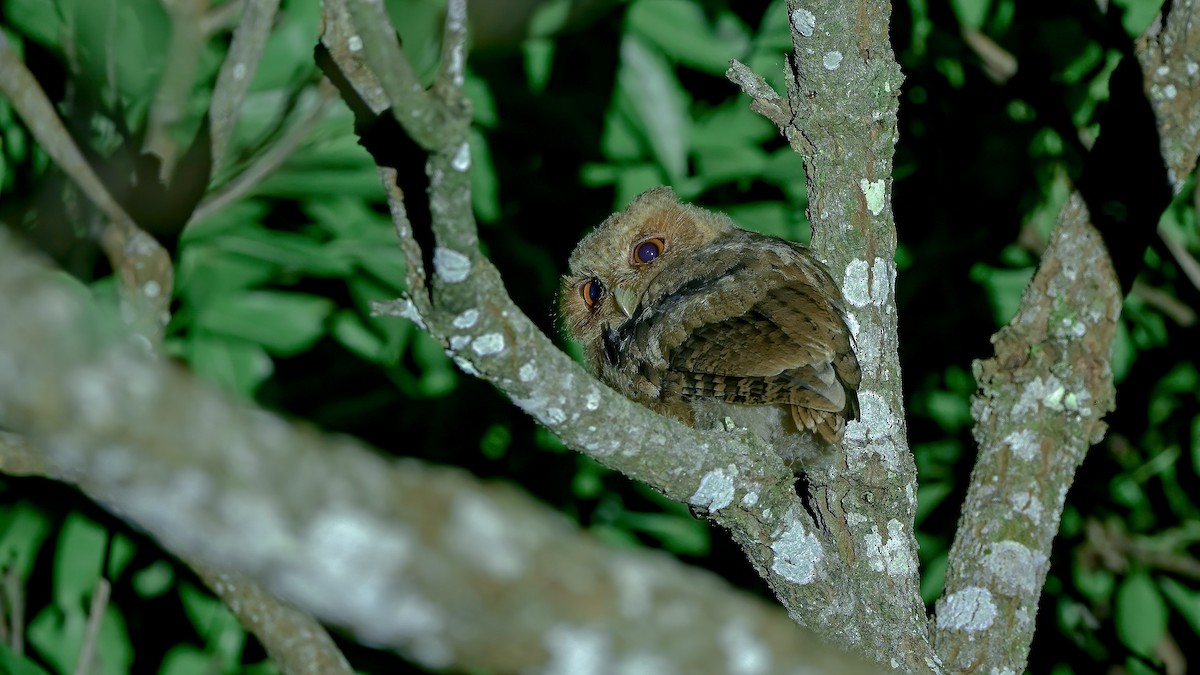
633;236;666;264
580;278;603;308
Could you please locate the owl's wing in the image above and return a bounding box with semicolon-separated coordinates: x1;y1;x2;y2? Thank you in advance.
664;290;851;412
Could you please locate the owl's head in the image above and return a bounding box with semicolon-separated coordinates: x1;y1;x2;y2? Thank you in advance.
559;186;734;368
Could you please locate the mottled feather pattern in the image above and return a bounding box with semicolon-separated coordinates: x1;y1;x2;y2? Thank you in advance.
560;187;861;461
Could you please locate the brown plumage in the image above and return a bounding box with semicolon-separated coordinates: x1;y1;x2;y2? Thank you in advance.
560;187;861;465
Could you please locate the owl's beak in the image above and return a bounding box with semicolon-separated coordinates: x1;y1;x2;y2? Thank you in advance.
613;286;638;318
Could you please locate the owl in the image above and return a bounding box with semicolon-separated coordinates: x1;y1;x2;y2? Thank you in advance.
560;187;861;466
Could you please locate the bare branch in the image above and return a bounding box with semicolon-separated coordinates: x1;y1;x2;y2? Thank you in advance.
192;566;356;675
0;34;172;347
1131;278;1197;326
191;81;336;227
729;1;930;669
72;579;110;675
340;0;466;148
318;0;937;670
374;168;433;319
1138;0;1200;188
0;235;876;674
0;429;355;675
209;0;281;173
726;59;792;128
935;3;1200;668
143;0;206;180
201;0;245;38
936;194;1120;671
1158;224;1200;293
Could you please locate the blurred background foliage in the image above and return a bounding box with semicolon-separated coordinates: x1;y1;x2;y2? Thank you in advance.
1;0;1198;672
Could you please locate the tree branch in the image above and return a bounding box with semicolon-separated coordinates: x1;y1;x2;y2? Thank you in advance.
934;1;1200;669
142;0;206;181
319;0;934;670
0;236;876;673
0;33;172;349
208;0;281;174
730;0;931;668
935;194;1120;670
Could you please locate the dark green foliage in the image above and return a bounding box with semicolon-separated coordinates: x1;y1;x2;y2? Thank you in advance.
1;0;1196;672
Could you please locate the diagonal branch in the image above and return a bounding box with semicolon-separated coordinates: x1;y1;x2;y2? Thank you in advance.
320;0;928;670
934;0;1200;670
208;0;281;174
143;0;206;181
730;1;930;669
0;238;875;674
0;33;171;348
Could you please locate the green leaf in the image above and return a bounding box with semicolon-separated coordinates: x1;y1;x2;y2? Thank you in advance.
627;0;748;74
331;309;386;362
75;0;172;122
950;0;991;30
523;37;555;93
970;263;1035;326
724;202;799;241
256;164;383;200
926;389;973;432
1193;414;1200;478
1160;576;1200;635
617;35;690;183
106;533;135;579
159;645;213;675
53;514;107;608
186;331;274;396
572;456;608;497
4;0;63;47
915;482;952;526
1112;318;1135;383
248;0;321;91
470;129;501;223
179;583;246;659
919;549;948;604
754;1;793;54
195;291;333;356
1073;559;1114;603
601;107;648;162
94;605;133;675
0;502;52;579
1115;572;1168;655
480;424;513;460
614;164;667;208
0;645;51;675
177;247;277;309
693;144;767;188
28;605;86;675
408;331;458;397
133;560;175;598
615;511;711;556
692;101;775;150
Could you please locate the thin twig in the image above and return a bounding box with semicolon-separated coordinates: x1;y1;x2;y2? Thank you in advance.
1159;225;1200;292
1131;278;1197;325
72;579;111;675
3;563;23;655
209;0;281;174
0;34;172;347
189;81;334;228
374;168;432;318
143;0;206;181
726;59;791;128
342;0;463;148
435;0;468;93
0;234;873;674
200;0;245;37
